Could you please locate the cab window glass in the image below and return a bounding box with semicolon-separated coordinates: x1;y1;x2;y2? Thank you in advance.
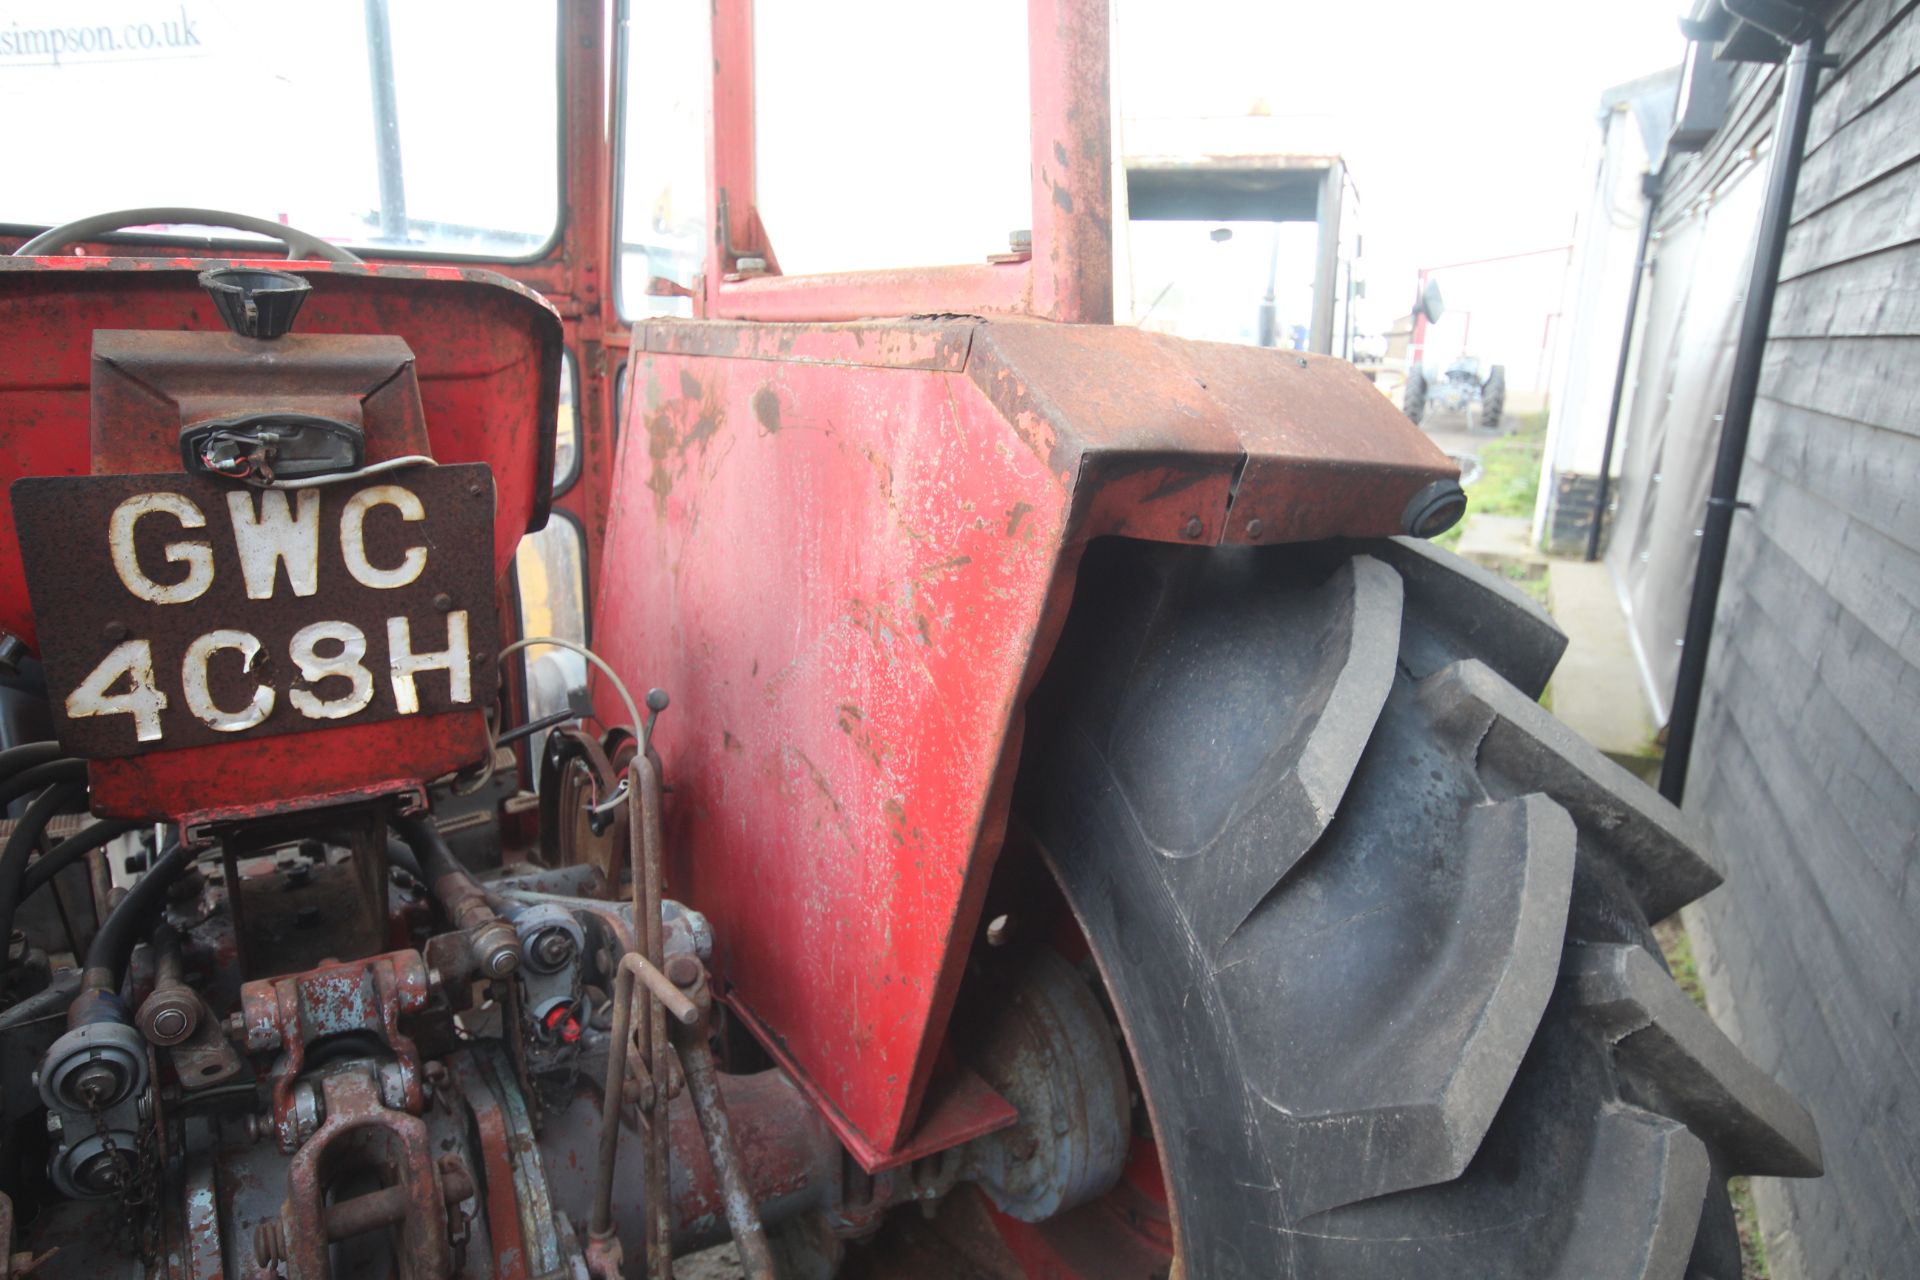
616;1;708;318
614;363;630;444
552;351;579;495
753;0;1029;275
513;513;587;778
3;1;561;258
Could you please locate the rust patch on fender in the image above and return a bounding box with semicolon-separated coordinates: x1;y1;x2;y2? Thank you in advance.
752;384;783;434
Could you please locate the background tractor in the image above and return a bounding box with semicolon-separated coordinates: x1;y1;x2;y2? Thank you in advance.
0;2;1817;1279
1404;354;1509;427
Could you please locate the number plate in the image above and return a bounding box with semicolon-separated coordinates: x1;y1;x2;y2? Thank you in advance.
12;465;499;759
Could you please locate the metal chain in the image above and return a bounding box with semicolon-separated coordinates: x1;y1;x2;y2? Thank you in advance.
87;1101;159;1263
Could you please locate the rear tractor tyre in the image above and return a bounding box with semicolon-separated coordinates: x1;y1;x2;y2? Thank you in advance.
1482;362;1507;430
1402;366;1427;424
1014;537;1820;1279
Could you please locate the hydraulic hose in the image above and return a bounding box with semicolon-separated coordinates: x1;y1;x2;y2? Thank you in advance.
0;780;88;974
383;834;424;882
77;841;188;1014
0;742;63;788
0;759;85;814
22;820;142;898
393;813;520;978
394;812;459;886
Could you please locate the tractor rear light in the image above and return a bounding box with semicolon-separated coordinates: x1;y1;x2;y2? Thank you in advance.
197;266;311;341
176;269;368;483
1401;478;1468;538
181;413;366;484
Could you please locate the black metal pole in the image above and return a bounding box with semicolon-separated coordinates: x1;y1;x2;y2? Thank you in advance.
1659;30;1825;804
364;0;408;243
1257;223;1281;348
1342;258;1356;361
1585;171;1663;562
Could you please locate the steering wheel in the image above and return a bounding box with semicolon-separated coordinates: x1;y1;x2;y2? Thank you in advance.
14;207;361;264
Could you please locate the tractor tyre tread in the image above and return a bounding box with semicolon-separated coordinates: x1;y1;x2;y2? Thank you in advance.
1483;363;1508;429
1368;534;1565;695
1017;539;1819;1280
1403;368;1428;424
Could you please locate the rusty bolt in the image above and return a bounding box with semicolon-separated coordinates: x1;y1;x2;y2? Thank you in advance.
139;988;200;1046
103;620;129;643
1246;518;1265;540
234;1011;279;1053
664;953;703;989
294;905;322;929
433;592;454;612
472;921;522;978
467;481;484;497
1181;517;1204;540
151;1008;189;1041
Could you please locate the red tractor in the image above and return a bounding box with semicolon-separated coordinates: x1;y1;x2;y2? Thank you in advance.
0;3;1816;1278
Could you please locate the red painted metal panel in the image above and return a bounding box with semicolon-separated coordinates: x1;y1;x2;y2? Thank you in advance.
966;322;1452;545
86;713;484;823
727;995;1017;1172
642;319;972;372
87;328;433;472
713;264;1031;324
0;257;561;652
706;0;769;293
599;340;1067;1157
1026;0;1114;325
596;316;1454;1164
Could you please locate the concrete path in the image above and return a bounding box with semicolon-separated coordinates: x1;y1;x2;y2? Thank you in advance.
1544;559;1660;777
1446;510;1660;777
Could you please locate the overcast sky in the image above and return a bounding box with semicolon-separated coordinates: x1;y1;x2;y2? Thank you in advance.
3;0;1693;343
1115;0;1694;326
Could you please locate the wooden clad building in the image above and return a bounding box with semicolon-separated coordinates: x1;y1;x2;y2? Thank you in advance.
1582;0;1920;1270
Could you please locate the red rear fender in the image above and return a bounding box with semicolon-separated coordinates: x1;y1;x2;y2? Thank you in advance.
595;317;1455;1166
